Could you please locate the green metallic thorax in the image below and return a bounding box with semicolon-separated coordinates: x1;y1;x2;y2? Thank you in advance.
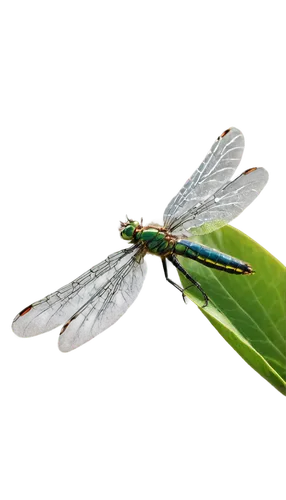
134;226;175;256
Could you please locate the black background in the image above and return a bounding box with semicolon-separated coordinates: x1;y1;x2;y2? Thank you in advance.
6;86;286;402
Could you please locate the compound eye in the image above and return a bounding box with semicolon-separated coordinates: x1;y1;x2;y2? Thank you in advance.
121;225;134;240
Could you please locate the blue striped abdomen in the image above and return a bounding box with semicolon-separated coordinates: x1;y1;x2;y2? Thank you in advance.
174;240;253;275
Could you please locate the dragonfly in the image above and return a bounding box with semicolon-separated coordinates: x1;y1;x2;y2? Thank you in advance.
12;127;268;352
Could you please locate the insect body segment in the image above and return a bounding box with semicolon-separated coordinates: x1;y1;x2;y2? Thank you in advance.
174;240;253;275
134;226;175;255
120;220;139;240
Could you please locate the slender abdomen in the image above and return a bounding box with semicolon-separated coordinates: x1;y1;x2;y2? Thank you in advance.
174;240;253;274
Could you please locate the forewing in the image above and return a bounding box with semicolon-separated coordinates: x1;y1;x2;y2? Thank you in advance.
10;247;148;354
173;167;269;236
163;127;245;229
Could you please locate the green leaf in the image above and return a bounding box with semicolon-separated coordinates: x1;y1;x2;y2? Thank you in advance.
178;226;286;395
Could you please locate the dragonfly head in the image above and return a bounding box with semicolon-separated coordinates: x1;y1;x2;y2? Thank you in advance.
119;219;140;240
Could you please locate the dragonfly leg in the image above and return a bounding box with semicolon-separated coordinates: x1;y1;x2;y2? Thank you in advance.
161;258;184;296
167;254;209;307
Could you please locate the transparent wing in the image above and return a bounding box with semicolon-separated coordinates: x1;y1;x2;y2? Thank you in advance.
163;127;245;229
10;247;148;354
170;167;269;236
